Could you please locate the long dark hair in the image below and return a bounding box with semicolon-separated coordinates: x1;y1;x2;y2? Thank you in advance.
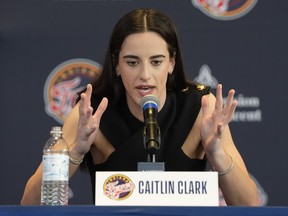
78;8;189;104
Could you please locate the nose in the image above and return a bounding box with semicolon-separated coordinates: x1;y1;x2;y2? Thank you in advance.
139;63;151;81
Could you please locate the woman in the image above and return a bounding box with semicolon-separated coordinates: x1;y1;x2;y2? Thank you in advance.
21;8;259;206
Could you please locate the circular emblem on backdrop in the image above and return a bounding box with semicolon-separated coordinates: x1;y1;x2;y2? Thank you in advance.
103;174;135;200
192;0;258;20
44;58;102;124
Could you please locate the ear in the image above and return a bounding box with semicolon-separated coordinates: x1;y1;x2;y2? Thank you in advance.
169;55;175;72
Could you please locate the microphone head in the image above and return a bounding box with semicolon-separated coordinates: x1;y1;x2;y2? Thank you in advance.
140;94;160;111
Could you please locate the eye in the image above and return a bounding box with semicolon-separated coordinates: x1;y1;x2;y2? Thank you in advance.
151;60;162;66
127;60;139;67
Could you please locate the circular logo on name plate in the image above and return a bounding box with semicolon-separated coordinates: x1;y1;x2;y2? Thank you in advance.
103;174;135;200
44;58;102;124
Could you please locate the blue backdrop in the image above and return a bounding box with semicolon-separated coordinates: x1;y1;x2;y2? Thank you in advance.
0;0;287;205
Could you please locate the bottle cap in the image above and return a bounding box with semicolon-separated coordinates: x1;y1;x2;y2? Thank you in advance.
50;126;63;135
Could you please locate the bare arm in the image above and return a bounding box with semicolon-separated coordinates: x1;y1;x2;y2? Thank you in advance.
201;84;258;206
21;84;108;205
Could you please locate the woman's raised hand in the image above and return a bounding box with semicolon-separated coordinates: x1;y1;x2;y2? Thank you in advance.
74;84;108;156
200;84;237;154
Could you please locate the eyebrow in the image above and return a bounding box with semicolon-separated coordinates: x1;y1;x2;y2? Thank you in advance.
123;54;166;59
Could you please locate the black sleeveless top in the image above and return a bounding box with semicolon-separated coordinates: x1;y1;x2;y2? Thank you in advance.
85;83;210;201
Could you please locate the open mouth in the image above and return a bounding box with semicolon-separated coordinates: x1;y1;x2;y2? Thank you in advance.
137;86;155;95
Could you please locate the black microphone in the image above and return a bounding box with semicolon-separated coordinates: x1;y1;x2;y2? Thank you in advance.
140;94;161;159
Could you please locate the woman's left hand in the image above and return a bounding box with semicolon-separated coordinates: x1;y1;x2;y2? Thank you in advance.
200;84;237;154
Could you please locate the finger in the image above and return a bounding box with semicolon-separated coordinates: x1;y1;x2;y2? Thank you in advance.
86;84;93;107
78;97;95;131
79;84;93;117
215;84;223;112
225;89;235;107
79;92;88;116
222;89;235;114
79;105;96;137
93;97;108;122
201;95;210;118
225;99;238;123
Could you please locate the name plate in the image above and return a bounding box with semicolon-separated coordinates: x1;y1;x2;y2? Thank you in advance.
95;171;219;206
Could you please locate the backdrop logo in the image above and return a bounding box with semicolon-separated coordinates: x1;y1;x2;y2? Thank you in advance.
44;58;101;124
103;174;135;200
194;65;219;89
192;0;258;20
194;64;262;122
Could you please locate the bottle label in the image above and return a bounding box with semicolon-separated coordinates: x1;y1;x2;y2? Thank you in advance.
42;154;69;181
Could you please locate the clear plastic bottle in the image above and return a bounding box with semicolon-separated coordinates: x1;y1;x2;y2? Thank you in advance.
41;126;69;205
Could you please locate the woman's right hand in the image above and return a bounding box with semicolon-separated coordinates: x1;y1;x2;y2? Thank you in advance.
70;84;108;159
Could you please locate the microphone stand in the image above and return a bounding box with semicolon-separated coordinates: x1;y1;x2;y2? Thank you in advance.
138;125;165;171
145;127;160;162
147;154;156;163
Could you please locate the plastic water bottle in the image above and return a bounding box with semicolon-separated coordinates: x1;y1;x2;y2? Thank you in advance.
41;126;69;205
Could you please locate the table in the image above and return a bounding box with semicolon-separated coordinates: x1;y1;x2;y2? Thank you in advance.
0;206;288;216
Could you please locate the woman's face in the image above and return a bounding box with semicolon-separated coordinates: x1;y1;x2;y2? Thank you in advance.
116;32;175;120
